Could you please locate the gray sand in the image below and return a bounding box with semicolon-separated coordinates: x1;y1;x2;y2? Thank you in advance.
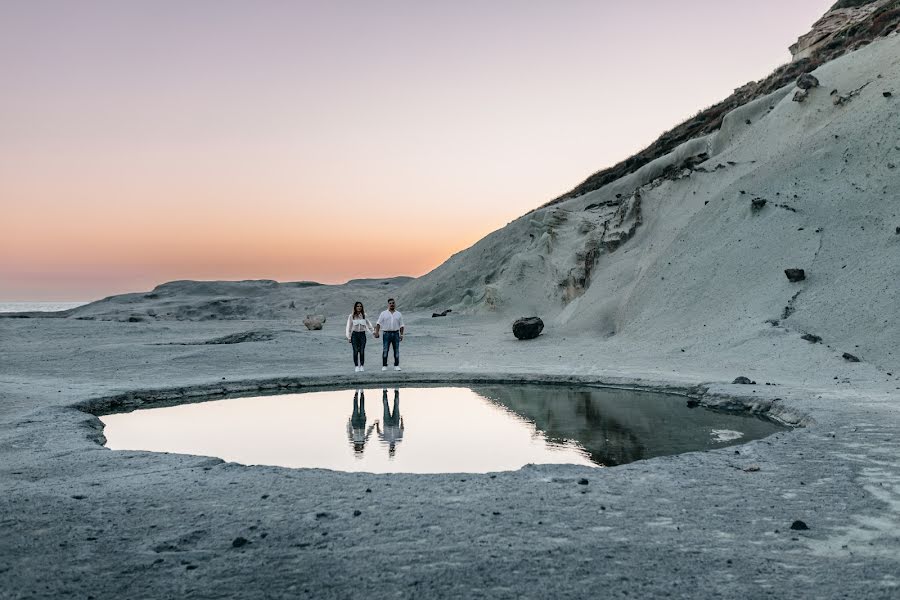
2;312;899;599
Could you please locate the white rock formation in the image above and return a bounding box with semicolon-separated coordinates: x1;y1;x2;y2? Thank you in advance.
789;0;893;61
400;35;900;373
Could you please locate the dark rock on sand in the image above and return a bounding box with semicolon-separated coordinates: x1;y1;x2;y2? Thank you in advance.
432;309;452;318
232;537;249;548
790;520;809;531
801;333;822;343
512;317;544;340
842;352;861;362
751;198;767;211
797;73;820;90
784;269;806;282
732;377;756;385
203;330;276;345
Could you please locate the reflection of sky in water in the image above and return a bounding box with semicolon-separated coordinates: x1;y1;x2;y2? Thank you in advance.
100;386;784;473
101;388;597;473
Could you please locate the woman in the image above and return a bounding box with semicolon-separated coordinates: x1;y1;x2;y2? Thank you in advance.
346;301;374;372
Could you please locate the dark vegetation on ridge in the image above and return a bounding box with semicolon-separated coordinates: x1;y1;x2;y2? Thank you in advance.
543;0;900;208
832;0;880;9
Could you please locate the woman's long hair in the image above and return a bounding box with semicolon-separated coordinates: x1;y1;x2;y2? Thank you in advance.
352;301;365;319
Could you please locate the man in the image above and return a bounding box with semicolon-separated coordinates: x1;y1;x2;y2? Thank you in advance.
376;388;404;457
374;298;404;371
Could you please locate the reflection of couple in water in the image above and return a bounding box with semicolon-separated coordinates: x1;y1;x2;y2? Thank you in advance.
347;389;404;457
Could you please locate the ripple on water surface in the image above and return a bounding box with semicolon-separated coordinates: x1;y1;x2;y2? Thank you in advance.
99;385;785;473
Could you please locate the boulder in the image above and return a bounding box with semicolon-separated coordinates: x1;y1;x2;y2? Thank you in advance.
512;317;544;340
732;376;756;385
789;520;809;531
792;88;809;103
796;73;820;90
303;315;326;330
432;309;452;318
801;333;822;343
784;268;806;282
751;198;768;211
842;352;860;362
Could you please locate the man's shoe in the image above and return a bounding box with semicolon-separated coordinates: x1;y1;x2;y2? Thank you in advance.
354;366;360;372
382;366;388;371
394;366;402;371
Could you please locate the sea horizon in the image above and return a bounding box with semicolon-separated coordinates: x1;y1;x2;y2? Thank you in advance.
0;301;89;313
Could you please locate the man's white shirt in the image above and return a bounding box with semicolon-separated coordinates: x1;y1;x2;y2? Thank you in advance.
376;310;404;331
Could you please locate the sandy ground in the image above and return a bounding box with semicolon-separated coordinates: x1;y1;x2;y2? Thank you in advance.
2;311;899;599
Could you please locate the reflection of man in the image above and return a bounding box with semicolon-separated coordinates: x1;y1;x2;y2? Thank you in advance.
347;389;375;455
376;388;404;457
373;298;404;371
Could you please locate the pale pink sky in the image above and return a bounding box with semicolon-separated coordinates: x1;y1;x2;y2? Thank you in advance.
0;0;833;300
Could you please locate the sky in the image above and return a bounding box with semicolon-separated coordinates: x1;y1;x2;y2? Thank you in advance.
0;0;834;300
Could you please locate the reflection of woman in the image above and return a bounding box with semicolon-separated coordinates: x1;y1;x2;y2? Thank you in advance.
346;302;375;373
376;388;404;457
347;389;375;455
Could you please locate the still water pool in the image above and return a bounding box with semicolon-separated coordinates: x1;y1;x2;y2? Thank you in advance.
99;385;784;473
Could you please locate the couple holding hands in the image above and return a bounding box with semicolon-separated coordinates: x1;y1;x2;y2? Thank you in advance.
345;298;405;372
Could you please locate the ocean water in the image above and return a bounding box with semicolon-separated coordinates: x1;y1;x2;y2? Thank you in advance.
0;301;88;313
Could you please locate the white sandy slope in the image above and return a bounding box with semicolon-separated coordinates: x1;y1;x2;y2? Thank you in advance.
399;34;900;375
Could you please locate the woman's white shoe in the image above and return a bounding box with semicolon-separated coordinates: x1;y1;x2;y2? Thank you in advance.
359;366;364;372
354;366;360;372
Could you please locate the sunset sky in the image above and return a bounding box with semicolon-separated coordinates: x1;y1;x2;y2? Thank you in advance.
1;0;834;300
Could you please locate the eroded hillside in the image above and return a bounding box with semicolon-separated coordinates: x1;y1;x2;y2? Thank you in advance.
400;32;900;373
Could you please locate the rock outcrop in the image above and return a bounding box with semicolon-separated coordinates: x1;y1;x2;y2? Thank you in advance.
790;0;892;61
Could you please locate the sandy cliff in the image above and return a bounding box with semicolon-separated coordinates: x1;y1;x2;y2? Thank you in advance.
400;34;900;373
